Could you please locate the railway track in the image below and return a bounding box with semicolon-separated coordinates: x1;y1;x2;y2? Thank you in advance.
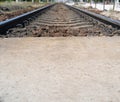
0;3;120;37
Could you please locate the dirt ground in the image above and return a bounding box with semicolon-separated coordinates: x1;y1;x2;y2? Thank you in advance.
86;7;120;21
0;2;46;21
0;37;120;102
100;11;120;20
75;5;120;21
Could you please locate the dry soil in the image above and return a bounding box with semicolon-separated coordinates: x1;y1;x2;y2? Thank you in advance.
0;37;120;102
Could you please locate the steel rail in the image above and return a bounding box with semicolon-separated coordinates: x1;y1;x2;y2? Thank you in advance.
0;3;120;35
0;4;55;34
66;4;120;29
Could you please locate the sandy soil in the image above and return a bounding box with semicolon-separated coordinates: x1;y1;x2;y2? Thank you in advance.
101;11;120;21
87;8;120;21
0;37;120;102
0;2;46;21
86;7;120;21
75;5;120;21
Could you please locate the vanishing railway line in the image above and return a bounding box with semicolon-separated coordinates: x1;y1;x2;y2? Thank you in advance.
0;3;120;37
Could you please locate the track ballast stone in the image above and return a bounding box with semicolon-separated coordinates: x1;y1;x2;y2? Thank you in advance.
1;3;115;37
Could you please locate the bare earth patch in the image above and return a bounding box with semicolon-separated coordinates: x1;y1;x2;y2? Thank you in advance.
75;5;120;21
101;11;120;20
0;37;120;102
0;2;47;21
